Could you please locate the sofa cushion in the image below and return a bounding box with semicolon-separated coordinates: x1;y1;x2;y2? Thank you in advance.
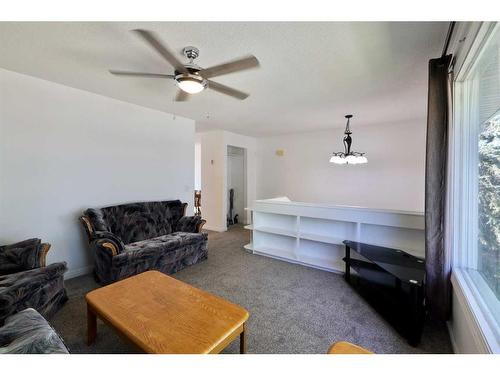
0;308;69;354
0;238;41;251
125;232;207;254
99;200;186;244
0;239;43;276
0;262;22;277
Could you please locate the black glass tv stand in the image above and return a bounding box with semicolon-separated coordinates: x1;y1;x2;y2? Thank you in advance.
343;240;425;346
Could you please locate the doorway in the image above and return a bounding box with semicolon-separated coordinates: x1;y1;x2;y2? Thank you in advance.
226;145;247;228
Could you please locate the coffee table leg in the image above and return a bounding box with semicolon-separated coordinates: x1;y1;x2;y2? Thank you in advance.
240;323;246;354
87;305;97;346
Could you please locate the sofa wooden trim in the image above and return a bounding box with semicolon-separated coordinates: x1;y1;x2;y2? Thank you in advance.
39;243;51;267
80;216;94;241
196;220;206;233
101;242;118;257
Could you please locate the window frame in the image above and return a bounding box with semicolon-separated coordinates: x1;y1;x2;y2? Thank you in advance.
450;21;500;353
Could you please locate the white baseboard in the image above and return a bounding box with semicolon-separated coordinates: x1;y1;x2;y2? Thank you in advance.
65;265;93;280
203;225;227;232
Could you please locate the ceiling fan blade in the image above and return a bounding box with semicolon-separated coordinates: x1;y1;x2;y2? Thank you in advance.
207;80;249;100
175;90;191;102
109;70;174;79
132;29;188;73
200;55;259;79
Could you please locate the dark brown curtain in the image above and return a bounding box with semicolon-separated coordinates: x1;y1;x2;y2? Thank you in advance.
425;54;452;321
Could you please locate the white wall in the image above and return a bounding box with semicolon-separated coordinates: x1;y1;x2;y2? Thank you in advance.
0;68;195;278
199;131;226;231
257;121;426;212
199;130;257;231
194;140;201;190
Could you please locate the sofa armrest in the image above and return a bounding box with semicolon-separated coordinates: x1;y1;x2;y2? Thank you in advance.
174;216;206;233
87;232;124;285
91;231;125;256
0;262;67;323
0;262;68;287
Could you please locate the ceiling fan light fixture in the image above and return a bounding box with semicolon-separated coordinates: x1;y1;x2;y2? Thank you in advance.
176;74;206;94
110;30;259;101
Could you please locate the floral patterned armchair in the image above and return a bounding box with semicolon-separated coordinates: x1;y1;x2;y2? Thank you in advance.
0;238;67;324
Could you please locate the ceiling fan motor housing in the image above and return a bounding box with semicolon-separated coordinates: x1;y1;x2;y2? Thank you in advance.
183;46;200;61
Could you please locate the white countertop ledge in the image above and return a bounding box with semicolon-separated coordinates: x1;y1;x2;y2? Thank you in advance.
247;197;424;217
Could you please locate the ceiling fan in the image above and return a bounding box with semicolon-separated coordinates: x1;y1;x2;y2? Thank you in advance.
109;29;260;101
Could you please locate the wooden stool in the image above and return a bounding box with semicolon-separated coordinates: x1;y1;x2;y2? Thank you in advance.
327;341;373;354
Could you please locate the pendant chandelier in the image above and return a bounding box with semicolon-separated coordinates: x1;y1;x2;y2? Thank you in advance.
329;114;367;165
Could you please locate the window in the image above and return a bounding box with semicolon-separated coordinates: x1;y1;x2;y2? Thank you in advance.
478;113;500;299
453;22;500;351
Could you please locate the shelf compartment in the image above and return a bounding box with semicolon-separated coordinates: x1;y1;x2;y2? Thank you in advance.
295;239;344;271
343;258;399;288
253;231;297;259
296;239;343;258
253;212;297;232
298;253;344;272
253;226;297;237
299;217;357;241
299;232;344;245
253;245;296;261
245;243;297;261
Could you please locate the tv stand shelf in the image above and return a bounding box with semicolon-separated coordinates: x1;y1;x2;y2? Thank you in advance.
343;240;425;346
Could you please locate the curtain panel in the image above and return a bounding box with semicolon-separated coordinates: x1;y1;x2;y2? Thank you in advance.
425;54;453;321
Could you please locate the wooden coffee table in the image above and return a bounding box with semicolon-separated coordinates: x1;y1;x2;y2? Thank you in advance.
85;271;249;353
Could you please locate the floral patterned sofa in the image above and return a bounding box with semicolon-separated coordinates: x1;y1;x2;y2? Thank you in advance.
80;200;207;284
0;238;67;324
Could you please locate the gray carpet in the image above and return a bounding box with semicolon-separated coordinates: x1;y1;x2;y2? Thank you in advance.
50;226;452;354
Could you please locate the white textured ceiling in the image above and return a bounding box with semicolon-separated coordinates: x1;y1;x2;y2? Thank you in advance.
0;22;448;136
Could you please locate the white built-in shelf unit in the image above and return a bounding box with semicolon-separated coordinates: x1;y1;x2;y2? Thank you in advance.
244;197;425;273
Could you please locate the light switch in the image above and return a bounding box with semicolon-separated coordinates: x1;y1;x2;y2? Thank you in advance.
275;149;285;157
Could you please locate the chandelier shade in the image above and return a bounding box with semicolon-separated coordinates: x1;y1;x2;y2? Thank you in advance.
330;114;367;165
